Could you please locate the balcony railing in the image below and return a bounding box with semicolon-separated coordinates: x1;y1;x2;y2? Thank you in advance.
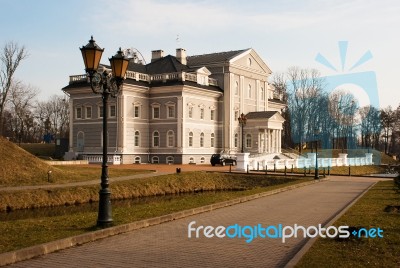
70;71;218;87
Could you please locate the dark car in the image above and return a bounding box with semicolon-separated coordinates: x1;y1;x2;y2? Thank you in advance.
210;154;237;166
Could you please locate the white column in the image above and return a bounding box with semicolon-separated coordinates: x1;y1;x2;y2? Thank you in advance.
268;129;272;153
264;129;267;153
256;79;260;111
278;130;282;153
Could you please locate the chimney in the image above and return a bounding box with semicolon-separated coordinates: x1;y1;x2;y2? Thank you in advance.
176;48;187;65
151;50;164;62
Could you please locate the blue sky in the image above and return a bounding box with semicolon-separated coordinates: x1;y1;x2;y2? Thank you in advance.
1;0;399;108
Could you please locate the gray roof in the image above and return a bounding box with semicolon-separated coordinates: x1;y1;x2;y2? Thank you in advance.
246;111;278;119
187;49;248;66
127;55;189;74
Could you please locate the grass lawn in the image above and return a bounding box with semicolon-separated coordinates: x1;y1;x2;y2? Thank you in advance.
296;180;400;267
0;173;310;254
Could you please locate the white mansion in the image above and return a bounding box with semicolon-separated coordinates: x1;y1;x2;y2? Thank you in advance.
63;48;285;164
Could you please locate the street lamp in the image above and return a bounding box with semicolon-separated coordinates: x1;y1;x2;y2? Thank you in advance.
314;128;320;180
80;36;129;227
238;113;247;153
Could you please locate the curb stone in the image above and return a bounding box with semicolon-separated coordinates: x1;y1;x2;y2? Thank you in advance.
0;178;327;267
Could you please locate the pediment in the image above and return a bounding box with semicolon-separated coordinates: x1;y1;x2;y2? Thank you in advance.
229;49;272;74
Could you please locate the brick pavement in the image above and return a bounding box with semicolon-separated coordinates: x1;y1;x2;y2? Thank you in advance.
7;176;383;268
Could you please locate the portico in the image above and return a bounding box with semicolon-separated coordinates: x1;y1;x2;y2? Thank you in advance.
244;111;284;155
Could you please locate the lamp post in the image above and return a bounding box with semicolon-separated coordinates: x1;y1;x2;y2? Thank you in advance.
314;128;320;180
80;36;129;227
238;113;247;153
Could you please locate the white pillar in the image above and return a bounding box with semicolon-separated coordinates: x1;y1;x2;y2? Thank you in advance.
339;153;348;166
235;153;250;171
264;129;267;153
278;130;282;153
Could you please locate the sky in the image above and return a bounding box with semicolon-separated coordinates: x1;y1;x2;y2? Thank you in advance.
1;0;399;109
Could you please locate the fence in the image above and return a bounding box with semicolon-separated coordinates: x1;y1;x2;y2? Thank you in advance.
237;153;373;171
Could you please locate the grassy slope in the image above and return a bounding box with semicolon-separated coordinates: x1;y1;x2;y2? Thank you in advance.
0;137;66;185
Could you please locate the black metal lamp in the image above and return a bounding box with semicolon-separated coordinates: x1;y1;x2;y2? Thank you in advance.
80;36;129;228
238;113;247;153
314;128;320;180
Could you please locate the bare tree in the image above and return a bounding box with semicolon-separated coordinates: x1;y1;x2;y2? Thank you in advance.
35;95;69;140
8;82;38;144
285;67;324;154
380;106;396;154
0;42;28;136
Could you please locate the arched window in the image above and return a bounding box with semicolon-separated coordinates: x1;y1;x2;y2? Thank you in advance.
134;131;140;147
188;107;193;118
153;131;160;147
248;84;252;98
189;157;195;164
166;156;174;164
200;132;204;147
77;131;84;152
235;81;239;95
246;134;252;148
211;133;215;147
261;87;264;100
189;132;193;147
152;156;159;164
200;157;205;164
167;130;174;147
134;156;141;164
234;133;238;148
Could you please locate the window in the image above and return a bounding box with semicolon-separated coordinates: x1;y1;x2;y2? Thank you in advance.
234;133;238;148
134;131;140;147
200;108;204;120
166;156;174;164
246;134;252;148
235;111;239;121
85;107;92;119
110;105;116;117
76;107;82;119
134;106;140;118
134;156;141;164
98;106;103;118
211;133;215;147
200;132;204;147
153;131;160;147
248;58;252;66
167;106;175;118
248;84;252;99
235;81;239;96
152;156;159;164
200;157;205;164
167;130;174;147
77;131;84;151
261;87;265;100
153;106;160;119
210;110;215;121
188;106;193;118
189;157;195;164
189;132;193;147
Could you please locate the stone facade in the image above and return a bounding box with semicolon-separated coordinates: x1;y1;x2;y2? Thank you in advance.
63;48;285;164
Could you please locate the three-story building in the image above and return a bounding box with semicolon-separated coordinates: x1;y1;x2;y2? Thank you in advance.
63;48;285;164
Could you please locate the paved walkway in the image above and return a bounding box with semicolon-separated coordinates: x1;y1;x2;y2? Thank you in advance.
8;176;385;268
